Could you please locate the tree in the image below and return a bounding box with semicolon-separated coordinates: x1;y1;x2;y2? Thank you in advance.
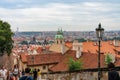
105;54;112;65
0;20;14;56
68;57;83;71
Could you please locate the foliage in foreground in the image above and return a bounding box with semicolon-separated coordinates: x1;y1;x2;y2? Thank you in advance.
0;20;14;56
68;57;83;71
105;53;113;65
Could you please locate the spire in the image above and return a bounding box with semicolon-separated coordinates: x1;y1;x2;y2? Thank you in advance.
57;28;63;35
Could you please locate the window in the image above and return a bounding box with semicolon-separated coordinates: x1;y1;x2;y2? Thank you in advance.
43;65;46;70
60;40;62;44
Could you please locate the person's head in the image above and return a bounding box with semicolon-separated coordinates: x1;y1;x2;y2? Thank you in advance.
107;62;115;69
38;69;40;71
25;67;31;74
34;68;36;71
1;66;5;70
14;65;17;68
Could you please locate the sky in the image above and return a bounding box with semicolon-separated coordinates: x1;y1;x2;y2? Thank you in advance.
0;0;120;31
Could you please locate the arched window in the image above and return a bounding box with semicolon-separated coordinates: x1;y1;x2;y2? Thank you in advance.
60;40;62;44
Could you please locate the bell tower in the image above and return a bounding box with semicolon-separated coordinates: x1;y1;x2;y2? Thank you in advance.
49;28;69;54
55;28;64;44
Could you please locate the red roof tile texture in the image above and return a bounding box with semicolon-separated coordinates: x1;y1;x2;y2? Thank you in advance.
27;52;63;66
82;41;120;57
20;53;28;63
65;42;72;49
50;50;76;72
50;41;120;72
20;41;120;72
50;50;106;72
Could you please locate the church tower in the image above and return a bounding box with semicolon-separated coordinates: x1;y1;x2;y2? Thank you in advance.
55;28;64;44
49;28;69;54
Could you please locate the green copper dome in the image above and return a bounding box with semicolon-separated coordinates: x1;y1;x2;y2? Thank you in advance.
55;28;64;39
55;35;64;39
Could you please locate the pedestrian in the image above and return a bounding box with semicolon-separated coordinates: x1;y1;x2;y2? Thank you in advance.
19;67;33;80
0;66;7;80
13;65;19;80
108;62;119;80
19;70;22;78
22;69;25;76
33;68;37;80
37;69;41;80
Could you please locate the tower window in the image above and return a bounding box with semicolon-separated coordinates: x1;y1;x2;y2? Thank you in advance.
60;40;62;44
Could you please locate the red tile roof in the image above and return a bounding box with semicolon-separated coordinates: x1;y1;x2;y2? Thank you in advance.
49;41;120;72
20;53;28;63
36;47;43;53
65;41;72;49
81;53;105;69
83;41;120;57
49;50;106;72
82;42;98;53
20;41;120;72
27;52;63;66
50;50;76;72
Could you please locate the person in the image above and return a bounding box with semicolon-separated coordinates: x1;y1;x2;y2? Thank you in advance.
13;65;19;80
19;67;33;80
37;69;41;80
22;69;25;76
0;66;7;80
19;70;22;78
6;69;11;80
8;70;14;80
33;68;37;80
108;62;119;80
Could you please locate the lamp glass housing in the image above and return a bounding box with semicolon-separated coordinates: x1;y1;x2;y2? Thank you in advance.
96;23;104;40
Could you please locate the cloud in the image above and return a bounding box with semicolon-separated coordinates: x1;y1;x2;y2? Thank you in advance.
0;2;120;31
2;0;33;3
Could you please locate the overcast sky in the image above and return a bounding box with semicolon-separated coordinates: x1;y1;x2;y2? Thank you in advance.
0;0;120;31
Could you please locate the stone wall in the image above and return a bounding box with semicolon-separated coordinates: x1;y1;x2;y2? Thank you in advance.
41;67;120;80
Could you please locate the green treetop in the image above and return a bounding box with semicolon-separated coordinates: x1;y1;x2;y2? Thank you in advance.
0;20;14;56
68;57;83;71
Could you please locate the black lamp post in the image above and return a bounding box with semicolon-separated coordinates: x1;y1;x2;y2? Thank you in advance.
95;23;104;80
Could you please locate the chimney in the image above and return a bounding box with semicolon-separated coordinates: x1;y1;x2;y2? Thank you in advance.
61;44;65;54
76;43;83;58
72;40;78;50
114;39;119;47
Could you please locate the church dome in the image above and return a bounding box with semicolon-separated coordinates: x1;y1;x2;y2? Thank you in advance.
55;35;64;39
55;28;64;39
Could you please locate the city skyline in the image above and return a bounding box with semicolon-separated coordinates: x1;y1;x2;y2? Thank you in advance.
0;0;120;31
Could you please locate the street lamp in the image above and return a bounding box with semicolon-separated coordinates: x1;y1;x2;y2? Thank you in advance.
95;23;104;80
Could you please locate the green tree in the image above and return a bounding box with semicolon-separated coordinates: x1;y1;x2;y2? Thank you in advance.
68;57;83;71
105;54;112;65
0;20;14;56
